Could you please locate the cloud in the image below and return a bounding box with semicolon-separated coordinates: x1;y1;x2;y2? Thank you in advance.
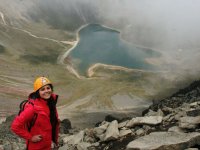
96;0;200;76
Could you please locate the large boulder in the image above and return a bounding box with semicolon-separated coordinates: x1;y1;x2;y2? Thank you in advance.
103;120;119;141
60;118;72;134
179;116;200;129
127;132;200;150
126;116;163;128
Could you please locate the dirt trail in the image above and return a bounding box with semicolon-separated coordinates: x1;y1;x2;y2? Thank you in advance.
0;11;7;25
3;20;81;78
87;63;150;77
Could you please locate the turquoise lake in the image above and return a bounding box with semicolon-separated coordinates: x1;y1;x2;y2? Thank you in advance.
69;24;161;75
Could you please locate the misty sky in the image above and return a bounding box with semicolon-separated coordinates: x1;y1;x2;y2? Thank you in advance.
29;1;200;49
2;0;200;50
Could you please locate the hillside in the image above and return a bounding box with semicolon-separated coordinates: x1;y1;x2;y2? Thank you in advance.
58;79;200;149
1;0;200;129
1;79;200;149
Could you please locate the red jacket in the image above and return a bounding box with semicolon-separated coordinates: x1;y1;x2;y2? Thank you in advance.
11;94;59;150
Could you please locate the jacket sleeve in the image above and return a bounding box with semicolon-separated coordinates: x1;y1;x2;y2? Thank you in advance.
11;104;35;140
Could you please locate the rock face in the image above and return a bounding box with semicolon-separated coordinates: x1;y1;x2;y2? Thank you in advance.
1;80;200;150
60;118;72;134
57;97;200;150
127;132;200;150
125;116;163;127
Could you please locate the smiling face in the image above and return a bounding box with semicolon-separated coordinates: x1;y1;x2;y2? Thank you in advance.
38;84;52;100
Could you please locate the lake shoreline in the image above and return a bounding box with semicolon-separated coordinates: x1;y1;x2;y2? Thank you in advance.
62;23;161;78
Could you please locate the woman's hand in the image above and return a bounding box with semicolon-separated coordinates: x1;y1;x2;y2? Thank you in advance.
31;135;42;142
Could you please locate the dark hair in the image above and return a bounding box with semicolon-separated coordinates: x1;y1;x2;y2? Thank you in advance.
48;96;58;143
49;84;54;92
29;90;40;99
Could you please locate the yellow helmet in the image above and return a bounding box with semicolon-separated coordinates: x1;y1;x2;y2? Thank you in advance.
33;77;52;92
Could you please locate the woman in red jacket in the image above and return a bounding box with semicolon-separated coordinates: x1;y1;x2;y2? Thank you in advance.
11;77;59;150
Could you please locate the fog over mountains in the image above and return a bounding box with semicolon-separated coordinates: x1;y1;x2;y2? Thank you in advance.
1;0;200;77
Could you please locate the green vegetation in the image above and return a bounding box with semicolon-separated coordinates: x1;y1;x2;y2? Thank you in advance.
22;22;76;41
0;45;5;53
20;47;60;64
20;54;57;64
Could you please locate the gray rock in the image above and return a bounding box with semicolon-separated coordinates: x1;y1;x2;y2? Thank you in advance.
58;144;76;150
119;128;132;137
63;130;85;145
135;128;145;136
0;117;6;125
103;120;119;141
174;111;187;120
127;132;200;150
126;116;163;128
189;102;200;107
84;128;96;143
145;109;164;117
118;120;129;128
93;122;109;135
179;116;200;129
168;126;184;133
186;109;200;117
77;142;91;150
163;113;175;122
3;141;12;150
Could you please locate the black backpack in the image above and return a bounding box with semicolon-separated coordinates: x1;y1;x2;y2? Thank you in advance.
18;100;38;132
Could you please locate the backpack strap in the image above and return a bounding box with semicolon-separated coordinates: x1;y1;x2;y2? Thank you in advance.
25;101;37;132
18;100;28;115
27;113;38;132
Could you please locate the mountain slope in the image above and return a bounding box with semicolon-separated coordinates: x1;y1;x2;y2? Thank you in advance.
0;0;199;123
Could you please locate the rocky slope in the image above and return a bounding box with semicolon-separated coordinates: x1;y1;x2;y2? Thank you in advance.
1;80;200;149
58;80;200;150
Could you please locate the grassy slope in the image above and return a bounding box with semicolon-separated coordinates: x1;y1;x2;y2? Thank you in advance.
0;23;75;111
